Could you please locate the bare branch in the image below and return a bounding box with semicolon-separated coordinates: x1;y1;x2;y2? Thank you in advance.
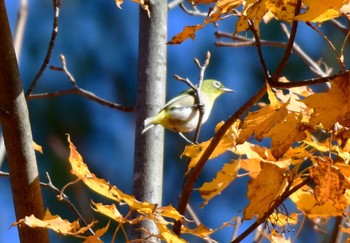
179;2;208;17
40;172;95;236
28;55;134;112
168;0;183;10
306;22;345;72
25;0;61;97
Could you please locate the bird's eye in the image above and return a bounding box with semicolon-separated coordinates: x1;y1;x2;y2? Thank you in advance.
213;81;221;89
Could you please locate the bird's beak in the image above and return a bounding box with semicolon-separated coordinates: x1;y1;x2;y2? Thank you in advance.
223;87;236;93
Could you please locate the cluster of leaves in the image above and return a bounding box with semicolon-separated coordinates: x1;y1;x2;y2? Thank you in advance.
168;0;350;44
14;76;350;242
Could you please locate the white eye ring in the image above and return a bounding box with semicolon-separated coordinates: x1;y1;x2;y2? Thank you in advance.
213;81;221;88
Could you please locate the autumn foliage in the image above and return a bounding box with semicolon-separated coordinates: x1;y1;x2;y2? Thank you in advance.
11;0;350;242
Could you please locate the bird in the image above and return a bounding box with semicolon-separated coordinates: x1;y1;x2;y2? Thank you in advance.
141;79;234;141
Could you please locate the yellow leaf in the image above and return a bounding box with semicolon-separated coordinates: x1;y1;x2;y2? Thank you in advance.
238;100;288;143
243;162;289;222
33;141;43;154
13;209;93;237
154;220;186;243
294;0;344;22
303;72;350;129
290;184;344;218
182;121;238;172
265;112;306;158
84;221;110;243
92;201;128;223
216;0;243;13
66;135;156;214
199;160;240;207
156;205;184;222
181;224;214;238
310;158;350;211
236;0;297;33
234;142;291;177
168;12;221;44
115;0;123;8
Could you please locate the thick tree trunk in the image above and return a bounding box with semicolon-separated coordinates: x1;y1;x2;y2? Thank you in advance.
131;0;167;241
0;1;49;242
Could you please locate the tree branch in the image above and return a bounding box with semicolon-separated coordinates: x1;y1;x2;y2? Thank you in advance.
25;0;61;97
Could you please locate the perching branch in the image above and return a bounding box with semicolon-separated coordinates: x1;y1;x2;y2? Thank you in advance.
25;0;61;97
173;52;211;144
28;54;134;112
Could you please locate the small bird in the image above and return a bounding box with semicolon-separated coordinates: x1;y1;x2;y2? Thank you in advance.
142;79;234;140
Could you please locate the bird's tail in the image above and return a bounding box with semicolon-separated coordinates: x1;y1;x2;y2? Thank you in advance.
141;117;155;134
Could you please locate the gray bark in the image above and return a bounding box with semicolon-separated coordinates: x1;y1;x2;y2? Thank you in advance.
0;1;49;242
131;0;167;241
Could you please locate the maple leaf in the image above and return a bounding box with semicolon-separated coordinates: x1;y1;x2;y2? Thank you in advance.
294;0;345;22
84;222;110;243
265;112;306;158
310;158;350;211
236;0;297;33
243;162;289;222
238;85;288;144
290;184;344;218
13;209;94;237
303;72;350;130
198;159;240;207
66;135;157;214
234;142;291;177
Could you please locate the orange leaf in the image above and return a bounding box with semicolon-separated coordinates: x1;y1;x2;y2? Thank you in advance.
198;159;240;207
13;209;93;237
303;72;350;129
243;162;289;222
84;221;110;243
67;134;156;214
294;0;344;22
310;158;350;211
265;112;306;158
290;185;344;218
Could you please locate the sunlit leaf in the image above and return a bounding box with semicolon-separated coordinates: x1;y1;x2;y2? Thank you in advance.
243;162;289;222
290;185;344;218
303;72;350;129
13;209;93;237
67;135;156;214
295;0;344;22
199;159;240;206
310;158;350;211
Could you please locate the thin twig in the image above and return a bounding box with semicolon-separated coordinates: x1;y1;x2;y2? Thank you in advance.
25;0;62;97
193;51;211;143
168;0;183;10
271;0;302;82
280;23;331;78
0;170;95;235
306;22;345;72
28;54;134;112
248;20;270;80
179;2;208;17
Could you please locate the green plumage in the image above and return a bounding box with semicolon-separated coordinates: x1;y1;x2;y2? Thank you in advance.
142;79;234;133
